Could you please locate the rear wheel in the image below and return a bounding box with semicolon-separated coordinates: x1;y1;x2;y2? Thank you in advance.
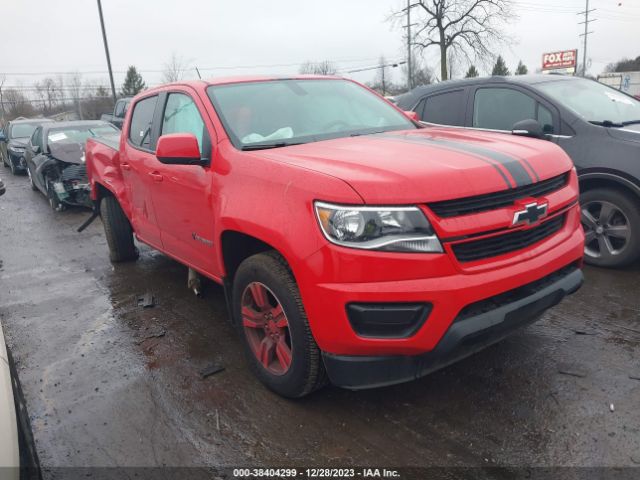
580;188;640;268
100;195;139;262
233;251;327;398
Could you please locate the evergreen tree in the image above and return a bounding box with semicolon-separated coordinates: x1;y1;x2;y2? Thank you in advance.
121;66;146;96
465;65;480;78
515;60;528;75
491;56;510;76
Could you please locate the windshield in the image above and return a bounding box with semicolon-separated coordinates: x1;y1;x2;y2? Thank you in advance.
206;79;415;149
537;78;640;125
47;124;119;147
10;123;39;139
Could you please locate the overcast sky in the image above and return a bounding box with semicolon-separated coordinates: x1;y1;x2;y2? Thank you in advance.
1;0;639;94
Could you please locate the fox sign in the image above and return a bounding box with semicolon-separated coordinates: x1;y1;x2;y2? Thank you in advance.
542;50;578;70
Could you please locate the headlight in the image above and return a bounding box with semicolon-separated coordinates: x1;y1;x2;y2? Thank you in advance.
8;146;25;153
314;201;443;253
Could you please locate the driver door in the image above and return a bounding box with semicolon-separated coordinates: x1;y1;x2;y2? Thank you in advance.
149;89;218;275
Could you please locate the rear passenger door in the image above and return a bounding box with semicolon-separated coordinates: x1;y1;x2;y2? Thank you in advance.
121;94;163;248
468;86;559;135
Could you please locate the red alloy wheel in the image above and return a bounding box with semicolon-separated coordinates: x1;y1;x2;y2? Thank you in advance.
241;282;293;375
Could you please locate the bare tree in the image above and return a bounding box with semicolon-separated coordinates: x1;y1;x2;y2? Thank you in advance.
0;75;6;123
393;0;515;81
299;60;337;75
3;89;36;119
162;53;191;83
34;77;63;113
67;72;84;120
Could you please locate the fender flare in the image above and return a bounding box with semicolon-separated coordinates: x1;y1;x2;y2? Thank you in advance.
578;171;640;197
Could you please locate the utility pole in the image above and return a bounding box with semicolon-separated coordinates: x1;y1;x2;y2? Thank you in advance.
407;0;412;90
97;0;117;103
578;0;596;77
402;2;418;90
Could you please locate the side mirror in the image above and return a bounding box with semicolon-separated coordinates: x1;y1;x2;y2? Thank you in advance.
32;145;41;154
156;133;208;166
0;131;6;142
404;110;419;122
512;119;546;139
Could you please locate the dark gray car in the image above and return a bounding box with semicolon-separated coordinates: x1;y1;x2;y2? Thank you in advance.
398;74;640;268
24;121;119;211
0;118;54;175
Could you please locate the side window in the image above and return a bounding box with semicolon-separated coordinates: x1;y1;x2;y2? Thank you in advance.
422;90;465;126
473;88;537;131
114;100;126;118
128;95;158;150
413;98;426;119
30;127;41;148
538;104;554;134
161;93;208;157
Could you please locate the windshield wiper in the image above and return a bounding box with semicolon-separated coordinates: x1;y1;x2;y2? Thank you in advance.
241;141;303;151
350;130;386;137
589;120;624;128
621;120;640;126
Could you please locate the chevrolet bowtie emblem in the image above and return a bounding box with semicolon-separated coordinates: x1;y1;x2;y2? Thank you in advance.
513;202;548;226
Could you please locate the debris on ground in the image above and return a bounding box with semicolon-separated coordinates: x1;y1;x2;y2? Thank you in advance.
573;329;597;335
135;326;166;345
200;363;225;379
137;293;155;308
610;403;615;413
629;374;640;381
557;363;587;378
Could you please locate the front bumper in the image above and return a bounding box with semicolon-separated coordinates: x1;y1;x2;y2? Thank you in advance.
322;265;583;389
7;151;26;170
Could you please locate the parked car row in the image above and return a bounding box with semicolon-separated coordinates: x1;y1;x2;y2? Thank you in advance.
0;119;119;211
397;74;640;268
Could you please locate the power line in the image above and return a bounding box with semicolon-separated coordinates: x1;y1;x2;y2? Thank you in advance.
578;0;597;76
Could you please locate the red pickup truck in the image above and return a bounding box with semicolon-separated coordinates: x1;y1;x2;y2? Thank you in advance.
86;76;584;397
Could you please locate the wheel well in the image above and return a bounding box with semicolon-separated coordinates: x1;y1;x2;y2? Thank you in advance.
579;176;640;202
94;182;114;204
221;231;276;281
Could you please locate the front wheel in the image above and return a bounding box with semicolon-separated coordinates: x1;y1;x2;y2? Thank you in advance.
233;251;327;398
27;167;38;191
580;188;640;268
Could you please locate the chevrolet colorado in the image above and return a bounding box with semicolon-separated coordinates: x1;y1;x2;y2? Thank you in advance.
85;76;584;397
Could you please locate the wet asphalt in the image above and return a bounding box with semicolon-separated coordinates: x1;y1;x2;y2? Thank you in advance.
0;171;639;470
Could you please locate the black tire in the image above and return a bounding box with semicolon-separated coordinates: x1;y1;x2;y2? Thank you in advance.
233;251;327;398
100;195;139;262
47;182;66;212
580;187;640;268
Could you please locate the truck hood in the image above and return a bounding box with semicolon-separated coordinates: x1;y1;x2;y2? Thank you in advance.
257;127;572;204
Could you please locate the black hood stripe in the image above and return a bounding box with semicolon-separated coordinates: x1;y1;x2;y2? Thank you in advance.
379;134;514;188
381;134;536;188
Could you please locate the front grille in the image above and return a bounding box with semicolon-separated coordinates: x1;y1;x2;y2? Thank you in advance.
60;164;88;183
455;263;579;323
429;173;568;218
451;215;565;263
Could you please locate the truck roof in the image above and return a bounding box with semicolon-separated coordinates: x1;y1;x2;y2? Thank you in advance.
142;75;345;94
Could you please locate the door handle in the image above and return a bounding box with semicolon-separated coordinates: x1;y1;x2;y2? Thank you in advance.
121;162;131;171
148;171;164;182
